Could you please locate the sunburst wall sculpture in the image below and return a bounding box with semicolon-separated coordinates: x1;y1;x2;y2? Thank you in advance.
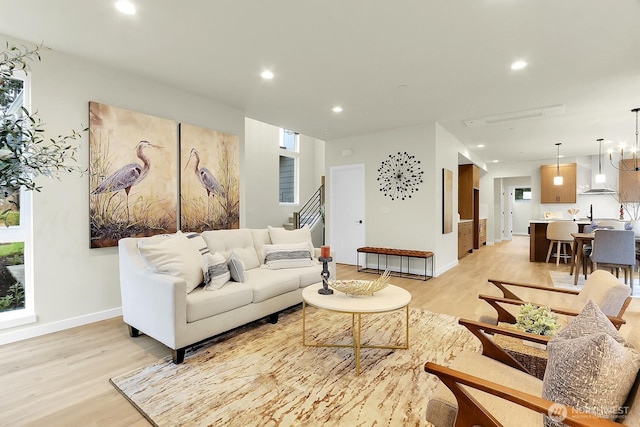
377;151;424;201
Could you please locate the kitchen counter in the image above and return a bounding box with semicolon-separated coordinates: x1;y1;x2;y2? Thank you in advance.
529;220;589;263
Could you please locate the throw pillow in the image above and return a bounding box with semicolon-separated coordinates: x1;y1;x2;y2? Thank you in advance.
262;242;314;269
202;252;231;290
227;251;246;283
542;301;640;426
268;225;315;258
138;232;204;294
183;231;210;256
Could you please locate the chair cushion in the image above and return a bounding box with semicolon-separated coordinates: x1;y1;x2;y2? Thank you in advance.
575;270;631;317
427;351;543;427
542;300;640;425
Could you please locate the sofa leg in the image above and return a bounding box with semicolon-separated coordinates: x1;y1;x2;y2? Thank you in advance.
128;325;140;337
269;312;279;324
172;348;185;364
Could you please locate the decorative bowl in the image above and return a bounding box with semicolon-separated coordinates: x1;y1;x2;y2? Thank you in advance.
329;270;391;296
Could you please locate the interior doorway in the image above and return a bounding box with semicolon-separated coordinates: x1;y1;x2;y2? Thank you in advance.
329;164;366;265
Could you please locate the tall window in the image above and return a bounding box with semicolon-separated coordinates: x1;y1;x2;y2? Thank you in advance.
0;72;34;328
279;129;299;204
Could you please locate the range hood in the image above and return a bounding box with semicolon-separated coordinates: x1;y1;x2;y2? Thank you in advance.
580;188;617;195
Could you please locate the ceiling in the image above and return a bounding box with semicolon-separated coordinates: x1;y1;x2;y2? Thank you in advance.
2;0;639;165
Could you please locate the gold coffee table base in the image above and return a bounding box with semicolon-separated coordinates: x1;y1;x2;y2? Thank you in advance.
302;299;410;375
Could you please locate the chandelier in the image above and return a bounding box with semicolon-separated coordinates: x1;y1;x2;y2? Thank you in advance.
609;108;640;172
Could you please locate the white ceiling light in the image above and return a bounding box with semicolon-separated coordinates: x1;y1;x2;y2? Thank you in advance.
260;70;274;79
511;60;527;70
332;106;343;113
115;0;136;15
554;142;563;186
477;144;485;148
464;104;564;127
595;138;606;183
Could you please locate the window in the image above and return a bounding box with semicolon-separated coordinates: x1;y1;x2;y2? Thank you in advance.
0;72;34;328
515;187;532;201
279;129;299;204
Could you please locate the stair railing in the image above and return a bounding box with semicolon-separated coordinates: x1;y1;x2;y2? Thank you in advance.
293;183;324;232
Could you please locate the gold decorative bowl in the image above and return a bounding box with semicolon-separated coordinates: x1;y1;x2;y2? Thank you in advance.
329;270;390;296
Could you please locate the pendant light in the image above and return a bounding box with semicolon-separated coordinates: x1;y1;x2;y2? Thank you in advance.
609;108;640;172
595;138;606;183
553;142;563;186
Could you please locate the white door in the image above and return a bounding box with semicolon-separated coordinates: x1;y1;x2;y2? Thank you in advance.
330;164;365;265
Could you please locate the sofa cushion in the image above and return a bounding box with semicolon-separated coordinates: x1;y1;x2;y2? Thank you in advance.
137;231;203;293
244;268;300;303
250;229;272;266
262;242;314;269
296;264;323;288
202;252;231;290
186;283;253;322
542;300;640;425
268;225;315;257
227;251;246;283
202;229;260;270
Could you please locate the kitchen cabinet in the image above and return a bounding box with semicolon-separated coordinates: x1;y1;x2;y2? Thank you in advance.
618;159;640;202
479;219;487;246
458;221;473;259
458;164;479;219
540;163;576;203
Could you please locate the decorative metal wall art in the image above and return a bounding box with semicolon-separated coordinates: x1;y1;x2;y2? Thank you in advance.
377;151;424;201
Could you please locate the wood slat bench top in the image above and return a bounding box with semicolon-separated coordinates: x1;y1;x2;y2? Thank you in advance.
357;247;433;258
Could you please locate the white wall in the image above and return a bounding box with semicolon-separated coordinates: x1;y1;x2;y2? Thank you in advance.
324;122;473;276
0;34;245;342
243;117;325;241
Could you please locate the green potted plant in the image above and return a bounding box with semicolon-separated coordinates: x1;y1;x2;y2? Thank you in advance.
0;43;83;202
514;303;560;348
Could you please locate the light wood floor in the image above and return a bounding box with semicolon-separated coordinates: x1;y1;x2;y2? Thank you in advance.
2;236;639;426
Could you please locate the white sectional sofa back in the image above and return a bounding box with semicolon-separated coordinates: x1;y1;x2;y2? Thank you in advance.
118;226;327;363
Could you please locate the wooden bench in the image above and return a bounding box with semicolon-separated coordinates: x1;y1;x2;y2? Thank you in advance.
356;247;434;281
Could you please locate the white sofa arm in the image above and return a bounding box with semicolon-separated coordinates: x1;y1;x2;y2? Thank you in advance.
118;238;187;350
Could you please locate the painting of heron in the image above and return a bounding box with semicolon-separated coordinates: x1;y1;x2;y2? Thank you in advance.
180;123;239;233
89;102;178;248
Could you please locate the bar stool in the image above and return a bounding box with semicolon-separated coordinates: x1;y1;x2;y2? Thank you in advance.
545;221;578;266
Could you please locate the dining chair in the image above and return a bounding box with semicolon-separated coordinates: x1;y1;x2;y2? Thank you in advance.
545;221;578;265
590;229;636;288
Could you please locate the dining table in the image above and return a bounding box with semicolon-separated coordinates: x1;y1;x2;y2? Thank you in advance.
570;232;595;286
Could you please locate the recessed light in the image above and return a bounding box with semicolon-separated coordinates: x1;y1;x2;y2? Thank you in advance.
332;106;343;113
260;70;274;79
115;0;136;15
510;60;527;70
477;144;485;148
492;160;499;163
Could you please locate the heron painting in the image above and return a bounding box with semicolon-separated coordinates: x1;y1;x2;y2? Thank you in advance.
179;123;239;233
89;102;178;248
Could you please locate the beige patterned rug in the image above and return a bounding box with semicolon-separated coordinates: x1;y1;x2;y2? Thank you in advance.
110;306;480;426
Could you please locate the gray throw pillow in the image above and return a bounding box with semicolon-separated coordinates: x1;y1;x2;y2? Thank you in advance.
542;300;640;426
227;251;246;283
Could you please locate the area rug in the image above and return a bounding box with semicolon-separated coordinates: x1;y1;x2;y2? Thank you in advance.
549;270;640;297
110;306;480;426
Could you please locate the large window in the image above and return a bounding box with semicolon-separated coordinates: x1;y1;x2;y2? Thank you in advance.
279;129;299;204
0;72;34;328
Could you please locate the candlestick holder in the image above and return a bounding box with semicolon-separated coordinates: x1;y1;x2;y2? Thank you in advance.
318;256;333;295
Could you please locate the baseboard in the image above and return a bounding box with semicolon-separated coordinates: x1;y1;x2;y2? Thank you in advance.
435;259;458;277
0;307;122;346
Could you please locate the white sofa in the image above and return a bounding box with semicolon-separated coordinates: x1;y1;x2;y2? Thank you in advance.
118;227;330;363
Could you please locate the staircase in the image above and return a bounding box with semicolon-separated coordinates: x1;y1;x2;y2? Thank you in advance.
286;181;325;241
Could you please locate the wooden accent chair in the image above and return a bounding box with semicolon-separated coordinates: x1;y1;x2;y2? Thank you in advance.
424;318;640;426
478;270;631;329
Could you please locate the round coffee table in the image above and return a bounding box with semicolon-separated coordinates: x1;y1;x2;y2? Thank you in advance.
302;282;411;375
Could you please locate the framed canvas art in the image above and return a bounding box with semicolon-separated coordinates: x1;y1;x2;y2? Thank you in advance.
179;123;239;233
89;101;178;248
